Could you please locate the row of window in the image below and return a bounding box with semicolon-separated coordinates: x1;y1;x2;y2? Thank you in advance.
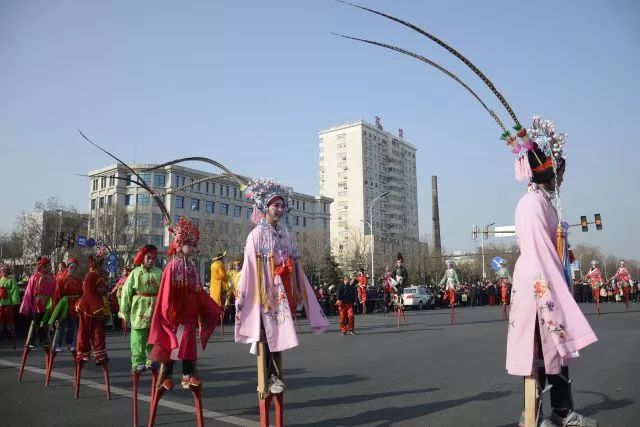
173;175;243;199
124;173;166;188
173;196;249;218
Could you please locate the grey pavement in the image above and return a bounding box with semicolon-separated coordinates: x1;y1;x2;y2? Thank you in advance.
0;303;637;426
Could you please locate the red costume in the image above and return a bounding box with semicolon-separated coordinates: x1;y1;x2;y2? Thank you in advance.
75;261;108;364
357;273;368;303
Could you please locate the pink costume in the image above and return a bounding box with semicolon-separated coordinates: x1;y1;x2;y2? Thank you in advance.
235;221;329;352
614;267;631;285
584;268;603;289
506;189;597;376
20;271;56;315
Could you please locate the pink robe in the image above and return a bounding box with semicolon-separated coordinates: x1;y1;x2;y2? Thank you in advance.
235;222;329;352
20;271;55;315
506;189;597;375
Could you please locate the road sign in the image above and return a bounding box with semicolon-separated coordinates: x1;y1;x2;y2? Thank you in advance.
493;226;516;237
77;235;87;247
86;238;96;248
107;253;118;273
571;260;581;271
491;256;506;272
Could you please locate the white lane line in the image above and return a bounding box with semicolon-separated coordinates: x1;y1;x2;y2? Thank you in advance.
0;359;258;427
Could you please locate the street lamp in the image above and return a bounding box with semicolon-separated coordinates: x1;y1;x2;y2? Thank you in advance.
473;222;495;279
367;191;389;285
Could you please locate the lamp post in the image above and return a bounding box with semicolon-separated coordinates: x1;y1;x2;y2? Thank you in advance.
366;191;389;286
473;222;495;280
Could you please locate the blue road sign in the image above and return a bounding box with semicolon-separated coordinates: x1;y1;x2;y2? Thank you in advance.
86;238;96;248
491;256;506;272
77;235;87;247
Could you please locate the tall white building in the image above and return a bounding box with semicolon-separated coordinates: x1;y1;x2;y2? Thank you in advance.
87;163;332;278
319;120;419;258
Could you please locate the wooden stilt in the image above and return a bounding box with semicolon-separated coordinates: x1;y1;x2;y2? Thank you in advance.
191;386;204;427
524;376;537;427
147;386;165;427
122;319;127;338
102;363;111;400
220;312;225;337
450;303;455;325
257;341;285;427
45;350;58;387
74;360;83;399
18;346;31;382
133;371;140;426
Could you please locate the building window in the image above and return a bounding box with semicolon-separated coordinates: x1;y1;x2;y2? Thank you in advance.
190;198;200;211
323;218;328;229
92;179;98;191
153;174;166;187
205;201;214;213
233;187;238;198
195;182;201;192
303;217;307;227
219;185;224;196
137;194;150;206
139;172;151;185
210;183;215;194
220;203;229;215
225;186;229;197
107;194;113;206
175;195;185;209
91;199;96;210
152;214;163;228
99;197;105;209
234;206;242;217
125;194;134;206
293;216;299;226
109;175;115;186
150;234;163;246
126;174;134;186
302;201;306;211
246;208;253;219
137;214;149;226
100;176;106;189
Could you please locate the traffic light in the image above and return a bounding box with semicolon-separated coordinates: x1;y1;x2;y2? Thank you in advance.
472;225;478;240
594;213;602;230
57;232;65;248
580;216;588;232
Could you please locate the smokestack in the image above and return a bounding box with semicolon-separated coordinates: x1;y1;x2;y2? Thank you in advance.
431;175;442;256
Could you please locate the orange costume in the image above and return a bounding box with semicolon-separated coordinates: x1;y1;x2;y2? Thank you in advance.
356;273;368;304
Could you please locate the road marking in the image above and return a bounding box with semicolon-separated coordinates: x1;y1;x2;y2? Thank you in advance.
0;359;258;427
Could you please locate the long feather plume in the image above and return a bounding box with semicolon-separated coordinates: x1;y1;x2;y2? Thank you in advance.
336;0;521;127
333;33;508;133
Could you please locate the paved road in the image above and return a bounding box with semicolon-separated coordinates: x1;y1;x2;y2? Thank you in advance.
1;303;637;426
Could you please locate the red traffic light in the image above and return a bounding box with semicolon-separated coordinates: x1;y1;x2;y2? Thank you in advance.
580;216;588;232
594;213;602;230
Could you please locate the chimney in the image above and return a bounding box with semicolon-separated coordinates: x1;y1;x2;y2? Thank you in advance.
431;175;442;256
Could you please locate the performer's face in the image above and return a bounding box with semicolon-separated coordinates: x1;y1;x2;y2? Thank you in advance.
57;263;66;273
266;199;286;224
68;263;78;275
181;244;192;257
143;253;157;269
42;264;52;274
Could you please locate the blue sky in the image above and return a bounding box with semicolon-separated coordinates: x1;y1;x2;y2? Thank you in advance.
1;0;638;259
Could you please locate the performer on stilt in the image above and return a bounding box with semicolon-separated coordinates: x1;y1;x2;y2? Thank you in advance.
333;6;601;424
382;266;392;314
496;259;512;320
148;217;221;389
225;260;242;323
505;120;598;426
119;245;162;374
439;260;460;324
0;264;20;349
19;257;55;349
394;253;409;303
119;244;162;426
337;276;356;335
356;268;368;315
210;251;227;328
613;261;631;311
50;257;82;353
585;260;604;315
235;178;329;426
74;248;111;399
111;265;131;333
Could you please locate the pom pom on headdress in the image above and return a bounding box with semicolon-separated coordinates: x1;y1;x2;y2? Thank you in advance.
37;257;51;271
168;217;200;256
244;178;293;224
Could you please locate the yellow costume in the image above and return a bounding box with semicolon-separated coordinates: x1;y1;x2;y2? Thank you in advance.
209;257;226;306
225;261;242;306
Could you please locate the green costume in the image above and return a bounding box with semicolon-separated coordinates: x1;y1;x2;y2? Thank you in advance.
119;265;162;370
0;276;20;306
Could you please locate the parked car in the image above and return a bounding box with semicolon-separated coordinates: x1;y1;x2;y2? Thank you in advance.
403;285;436;310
